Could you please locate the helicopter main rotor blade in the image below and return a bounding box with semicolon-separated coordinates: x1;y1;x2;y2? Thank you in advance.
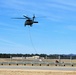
33;14;35;18
23;15;31;20
11;17;26;19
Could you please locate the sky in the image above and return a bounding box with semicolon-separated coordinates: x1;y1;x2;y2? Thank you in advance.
0;0;76;54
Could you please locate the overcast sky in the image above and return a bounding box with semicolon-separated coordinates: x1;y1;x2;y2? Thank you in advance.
0;0;76;54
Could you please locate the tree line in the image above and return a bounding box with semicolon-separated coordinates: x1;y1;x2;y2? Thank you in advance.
0;53;76;59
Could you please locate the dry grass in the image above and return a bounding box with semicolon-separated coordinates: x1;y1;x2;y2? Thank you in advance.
0;58;76;67
0;58;76;63
0;69;76;75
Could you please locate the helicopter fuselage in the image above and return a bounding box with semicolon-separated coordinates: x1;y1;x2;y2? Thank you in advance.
25;20;38;26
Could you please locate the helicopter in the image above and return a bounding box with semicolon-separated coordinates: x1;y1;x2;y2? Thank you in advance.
12;15;38;27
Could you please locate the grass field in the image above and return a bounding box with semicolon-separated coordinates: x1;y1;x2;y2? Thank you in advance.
0;69;76;75
0;58;76;63
0;58;76;75
0;58;76;66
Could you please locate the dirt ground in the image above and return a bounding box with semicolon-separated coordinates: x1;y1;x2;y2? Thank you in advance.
0;69;76;75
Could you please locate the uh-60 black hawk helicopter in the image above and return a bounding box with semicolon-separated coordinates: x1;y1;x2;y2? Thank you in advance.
12;15;38;27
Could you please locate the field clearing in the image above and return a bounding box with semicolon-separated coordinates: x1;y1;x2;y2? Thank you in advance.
0;69;76;75
0;58;76;63
0;58;76;66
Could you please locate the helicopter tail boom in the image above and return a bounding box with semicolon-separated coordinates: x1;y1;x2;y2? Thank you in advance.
33;21;38;23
